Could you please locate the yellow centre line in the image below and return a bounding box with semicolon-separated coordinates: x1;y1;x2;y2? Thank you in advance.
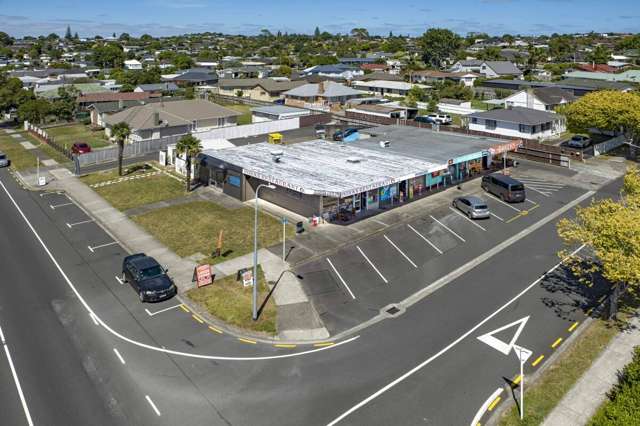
192;314;204;324
314;342;335;347
532;354;545;367
487;396;502;411
238;337;257;345
551;337;563;349
180;305;190;313
208;325;223;334
513;374;522;385
568;322;579;332
274;344;297;349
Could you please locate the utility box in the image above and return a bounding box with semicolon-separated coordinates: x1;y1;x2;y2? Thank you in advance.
268;133;283;145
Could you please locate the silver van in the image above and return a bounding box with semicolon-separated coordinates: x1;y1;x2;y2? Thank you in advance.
481;174;526;203
0;151;9;168
452;196;490;219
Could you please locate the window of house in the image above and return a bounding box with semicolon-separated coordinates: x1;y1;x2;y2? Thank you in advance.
485;119;497;130
471;117;478;124
519;124;531;133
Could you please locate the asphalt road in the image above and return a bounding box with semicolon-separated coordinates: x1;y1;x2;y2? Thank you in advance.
0;164;620;426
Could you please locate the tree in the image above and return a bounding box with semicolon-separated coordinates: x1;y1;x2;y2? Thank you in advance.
51;86;78;121
561;91;640;145
17;98;51;124
438;81;474;101
0;31;13;46
65;25;72;40
418;28;462;69
587;45;611;64
0;77;30;112
557;166;640;319
350;28;370;40
314;27;321;38
175;134;202;192
477;46;502;61
184;86;195;100
111;122;131;176
502;34;515;47
173;54;194;70
524;44;546;77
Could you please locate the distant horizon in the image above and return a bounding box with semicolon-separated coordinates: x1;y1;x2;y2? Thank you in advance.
2;0;639;39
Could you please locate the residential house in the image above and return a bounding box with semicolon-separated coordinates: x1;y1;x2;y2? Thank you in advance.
466;107;566;140
561;70;640;84
103;99;242;141
339;57;378;66
217;66;271;79
250;105;311;123
124;59;143;70
300;64;364;80
216;78;305;102
283;81;365;110
451;60;522;78
409;70;480;87
133;82;179;95
346;104;415;120
479;78;634;97
76;91;155;110
354;71;404;82
502;87;577;111
88;100;146;127
361;63;388;73
164;70;218;86
351;80;430;97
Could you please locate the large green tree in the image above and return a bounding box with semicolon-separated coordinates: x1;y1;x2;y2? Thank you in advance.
418;28;461;68
175;134;202;192
17;98;51;124
586;45;611;64
111;122;131;176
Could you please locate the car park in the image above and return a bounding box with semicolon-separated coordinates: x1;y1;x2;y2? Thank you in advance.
481;173;526;203
452;196;490;219
566;135;591;149
71;142;92;154
121;253;177;302
0;151;9;168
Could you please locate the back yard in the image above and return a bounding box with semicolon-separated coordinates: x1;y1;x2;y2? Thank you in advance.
47;123;111;149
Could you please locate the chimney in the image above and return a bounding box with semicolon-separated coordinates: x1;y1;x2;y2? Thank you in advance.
318;81;325;95
153;111;160;126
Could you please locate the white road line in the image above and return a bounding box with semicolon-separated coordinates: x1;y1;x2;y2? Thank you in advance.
525;185;551;197
470;388;504;426
372;219;388;227
356;246;388;284
87;241;118;252
89;312;99;325
0;177;360;361
517;179;565;187
487;194;521;212
383;235;418;268
429;215;466;242
49;202;73;210
407;224;442;254
145;395;161;416
115;275;124;285
490;212;504;222
39;192;62;197
113;348;126;365
145;304;183;317
449;207;487;231
65;219;94;228
525;199;537;205
0;325;35;426
327;243;586;426
326;258;356;299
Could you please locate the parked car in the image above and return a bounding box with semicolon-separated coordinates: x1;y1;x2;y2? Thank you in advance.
333;128;358;141
121;253;177;303
0;151;9;168
71;142;92;154
566;135;591;149
414;113;452;125
452;196;490;219
481;173;526;203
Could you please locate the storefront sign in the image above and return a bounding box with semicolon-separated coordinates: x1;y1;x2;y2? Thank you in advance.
195;264;213;288
489;140;522;155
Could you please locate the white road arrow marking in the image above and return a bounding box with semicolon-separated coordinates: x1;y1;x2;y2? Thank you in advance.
477;316;530;355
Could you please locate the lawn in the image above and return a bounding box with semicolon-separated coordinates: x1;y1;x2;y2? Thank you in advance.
186;266;276;334
20;132;71;165
47;124;111;149
132;200;292;264
219;103;253;125
0;132;37;171
80;164;186;211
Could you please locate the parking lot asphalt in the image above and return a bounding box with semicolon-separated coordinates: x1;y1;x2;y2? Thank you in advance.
296;165;591;335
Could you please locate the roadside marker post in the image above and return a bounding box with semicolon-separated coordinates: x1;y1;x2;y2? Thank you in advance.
513;345;533;420
282;217;287;263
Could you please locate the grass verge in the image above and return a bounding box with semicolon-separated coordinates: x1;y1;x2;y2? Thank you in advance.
186;266;276;334
20;132;71;165
498;296;639;426
132;200;293;264
0;132;37;171
46;123;110;149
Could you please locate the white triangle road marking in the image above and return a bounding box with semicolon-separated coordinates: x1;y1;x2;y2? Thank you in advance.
477;316;530;355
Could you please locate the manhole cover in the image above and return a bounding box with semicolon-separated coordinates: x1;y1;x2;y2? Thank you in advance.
386;306;400;315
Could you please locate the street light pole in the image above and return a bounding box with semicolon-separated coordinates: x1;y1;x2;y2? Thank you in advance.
253;183;275;321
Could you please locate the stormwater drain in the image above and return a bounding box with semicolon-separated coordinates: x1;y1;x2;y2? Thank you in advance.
387;306;400;315
381;304;405;318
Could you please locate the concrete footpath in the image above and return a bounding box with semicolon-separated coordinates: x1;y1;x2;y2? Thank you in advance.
542;315;640;426
44;168;327;341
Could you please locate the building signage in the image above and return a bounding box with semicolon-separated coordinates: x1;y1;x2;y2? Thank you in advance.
195;264;213;288
489;140;522;155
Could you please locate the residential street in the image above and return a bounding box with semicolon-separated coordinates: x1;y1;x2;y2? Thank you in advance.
0;165;620;425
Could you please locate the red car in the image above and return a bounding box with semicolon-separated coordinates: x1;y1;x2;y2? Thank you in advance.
71;142;92;154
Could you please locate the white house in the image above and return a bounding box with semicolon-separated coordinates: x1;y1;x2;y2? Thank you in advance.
451;60;522;78
124;59;143;70
503;87;577;112
466;107;566;140
351;80;430;97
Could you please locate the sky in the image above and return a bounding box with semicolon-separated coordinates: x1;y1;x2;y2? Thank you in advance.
1;0;639;38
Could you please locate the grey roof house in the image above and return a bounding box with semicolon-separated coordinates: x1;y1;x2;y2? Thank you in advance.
283;81;365;110
466;107;566;140
134;82;179;94
451;60;522;78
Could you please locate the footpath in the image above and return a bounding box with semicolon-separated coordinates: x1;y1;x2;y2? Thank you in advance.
35;167;328;341
542;315;640;426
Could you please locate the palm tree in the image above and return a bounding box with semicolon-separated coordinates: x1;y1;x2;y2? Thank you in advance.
111;122;130;176
176;134;202;192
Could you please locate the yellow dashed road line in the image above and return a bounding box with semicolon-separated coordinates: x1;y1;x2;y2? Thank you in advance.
180;305;189;313
513;374;522;385
192;314;204;324
551;337;563;349
208;325;223;334
532;355;545;367
313;342;335;347
238;338;257;345
568;322;579;332
274;344;297;349
487;396;501;411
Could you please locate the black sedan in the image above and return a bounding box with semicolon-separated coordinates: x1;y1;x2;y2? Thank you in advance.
121;254;177;302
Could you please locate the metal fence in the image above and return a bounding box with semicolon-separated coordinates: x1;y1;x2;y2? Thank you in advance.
77;133;183;166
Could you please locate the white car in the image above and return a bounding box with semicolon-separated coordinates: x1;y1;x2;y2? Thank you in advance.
0;151;9;168
427;113;452;125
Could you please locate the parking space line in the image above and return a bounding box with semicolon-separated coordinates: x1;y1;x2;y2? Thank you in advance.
113;348;126;365
525;199;537;205
115;275;124;285
525;186;551;197
87;241;118;252
486;195;521;212
449;207;487;231
429;215;466;242
326;258;356;299
383;235;417;268
407;224;443;254
39;192;63;197
49;202;73;210
66;219;94;228
489;212;504;222
356;246;388;284
145;304;183;317
145;395;161;416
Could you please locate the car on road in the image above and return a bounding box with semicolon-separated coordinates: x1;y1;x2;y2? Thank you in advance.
415;113;452;125
0;151;9;168
452;196;490;219
566;135;591;149
481;173;526;203
71;142;92;155
121;253;177;302
333;128;358;141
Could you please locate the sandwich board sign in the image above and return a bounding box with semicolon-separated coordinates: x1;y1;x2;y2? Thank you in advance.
195;264;213;288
